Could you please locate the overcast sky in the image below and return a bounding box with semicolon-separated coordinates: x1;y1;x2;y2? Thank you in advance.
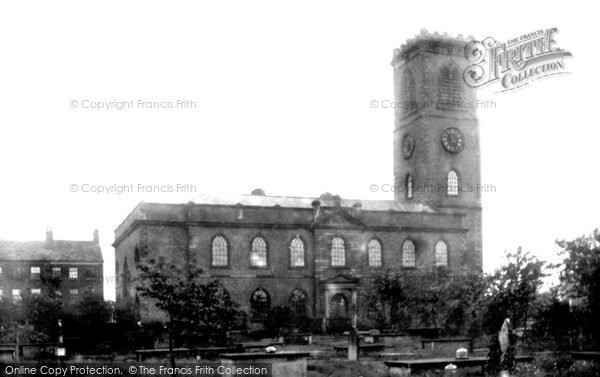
1;1;597;301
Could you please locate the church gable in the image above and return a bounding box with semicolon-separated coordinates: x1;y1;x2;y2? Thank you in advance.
311;210;366;230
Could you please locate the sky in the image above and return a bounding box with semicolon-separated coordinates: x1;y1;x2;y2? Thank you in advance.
0;1;598;301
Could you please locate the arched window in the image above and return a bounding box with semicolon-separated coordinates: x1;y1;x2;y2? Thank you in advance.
402;240;416;267
447;170;459;196
435;240;449;267
289;289;307;316
211;235;229;267
331;237;346;267
250;237;268;267
290;237;305;267
405;174;413;199
250;288;271;317
439;63;461;107
402;70;417;115
122;257;129;299
134;245;140;264
367;239;382;267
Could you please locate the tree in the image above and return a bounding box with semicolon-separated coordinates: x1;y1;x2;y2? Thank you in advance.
23;294;64;342
557;229;600;346
137;257;241;367
63;293;111;353
367;269;487;334
482;247;547;335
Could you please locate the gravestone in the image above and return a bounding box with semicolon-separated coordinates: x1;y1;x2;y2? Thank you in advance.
348;326;360;361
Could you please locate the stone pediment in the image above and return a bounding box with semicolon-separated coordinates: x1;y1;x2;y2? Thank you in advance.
323;274;360;285
311;210;366;230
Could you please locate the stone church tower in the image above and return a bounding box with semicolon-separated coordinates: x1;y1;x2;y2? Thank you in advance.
391;30;483;269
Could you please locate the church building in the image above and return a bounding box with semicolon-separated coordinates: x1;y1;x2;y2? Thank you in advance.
113;30;482;332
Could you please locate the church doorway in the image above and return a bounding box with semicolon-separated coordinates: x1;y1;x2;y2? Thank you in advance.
327;292;350;333
329;293;348;318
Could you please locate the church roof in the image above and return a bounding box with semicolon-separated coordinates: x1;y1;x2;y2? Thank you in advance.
190;192;436;213
0;240;103;263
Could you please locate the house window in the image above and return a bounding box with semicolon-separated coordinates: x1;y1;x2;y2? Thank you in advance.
30;266;41;280
331;237;346;267
12;289;21;302
447;170;459;196
211;236;229;267
402;240;416;267
0;266;3;277
31;288;41;295
52;267;61;278
69;289;79;296
405;174;413;199
439;63;461;107
250;288;271;318
69;267;78;280
290;237;305;267
289;289;307;316
250;237;267;267
435;240;449;267
367;239;382;267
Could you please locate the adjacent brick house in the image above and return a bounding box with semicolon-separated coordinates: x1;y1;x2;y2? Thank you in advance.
0;230;104;301
114;31;483;331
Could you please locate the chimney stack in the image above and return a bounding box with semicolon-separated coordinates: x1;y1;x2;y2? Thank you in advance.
311;200;321;221
352;202;362;217
46;228;53;243
93;229;99;244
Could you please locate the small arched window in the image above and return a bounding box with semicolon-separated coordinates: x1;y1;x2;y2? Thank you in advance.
331;237;346;267
211;236;229;267
447;170;459;196
439;63;461;107
250;288;271;317
367;239;382;267
402;240;416;267
435;240;449;267
402;70;417;115
250;237;268;267
289;289;307;316
290;237;305;267
405;174;413;199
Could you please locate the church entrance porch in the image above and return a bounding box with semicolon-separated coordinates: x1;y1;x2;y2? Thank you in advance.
321;274;359;333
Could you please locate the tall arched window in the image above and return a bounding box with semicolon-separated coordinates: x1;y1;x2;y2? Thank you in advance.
402;240;416;267
434;240;449;267
134;245;140;264
250;288;271;318
447;170;459;196
289;289;307;316
331;237;346;267
367;239;382;267
211;235;229;267
122;257;130;299
250;237;268;267
402;70;417;115
290;237;305;267
405;174;413;199
439;63;461;107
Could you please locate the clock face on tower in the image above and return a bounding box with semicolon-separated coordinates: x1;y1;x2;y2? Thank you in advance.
441;127;464;153
402;134;414;159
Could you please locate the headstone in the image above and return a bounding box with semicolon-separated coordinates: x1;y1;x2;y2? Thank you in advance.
348;326;360;361
455;347;468;359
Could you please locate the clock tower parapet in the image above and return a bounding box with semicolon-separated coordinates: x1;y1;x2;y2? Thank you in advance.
392;29;479;127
